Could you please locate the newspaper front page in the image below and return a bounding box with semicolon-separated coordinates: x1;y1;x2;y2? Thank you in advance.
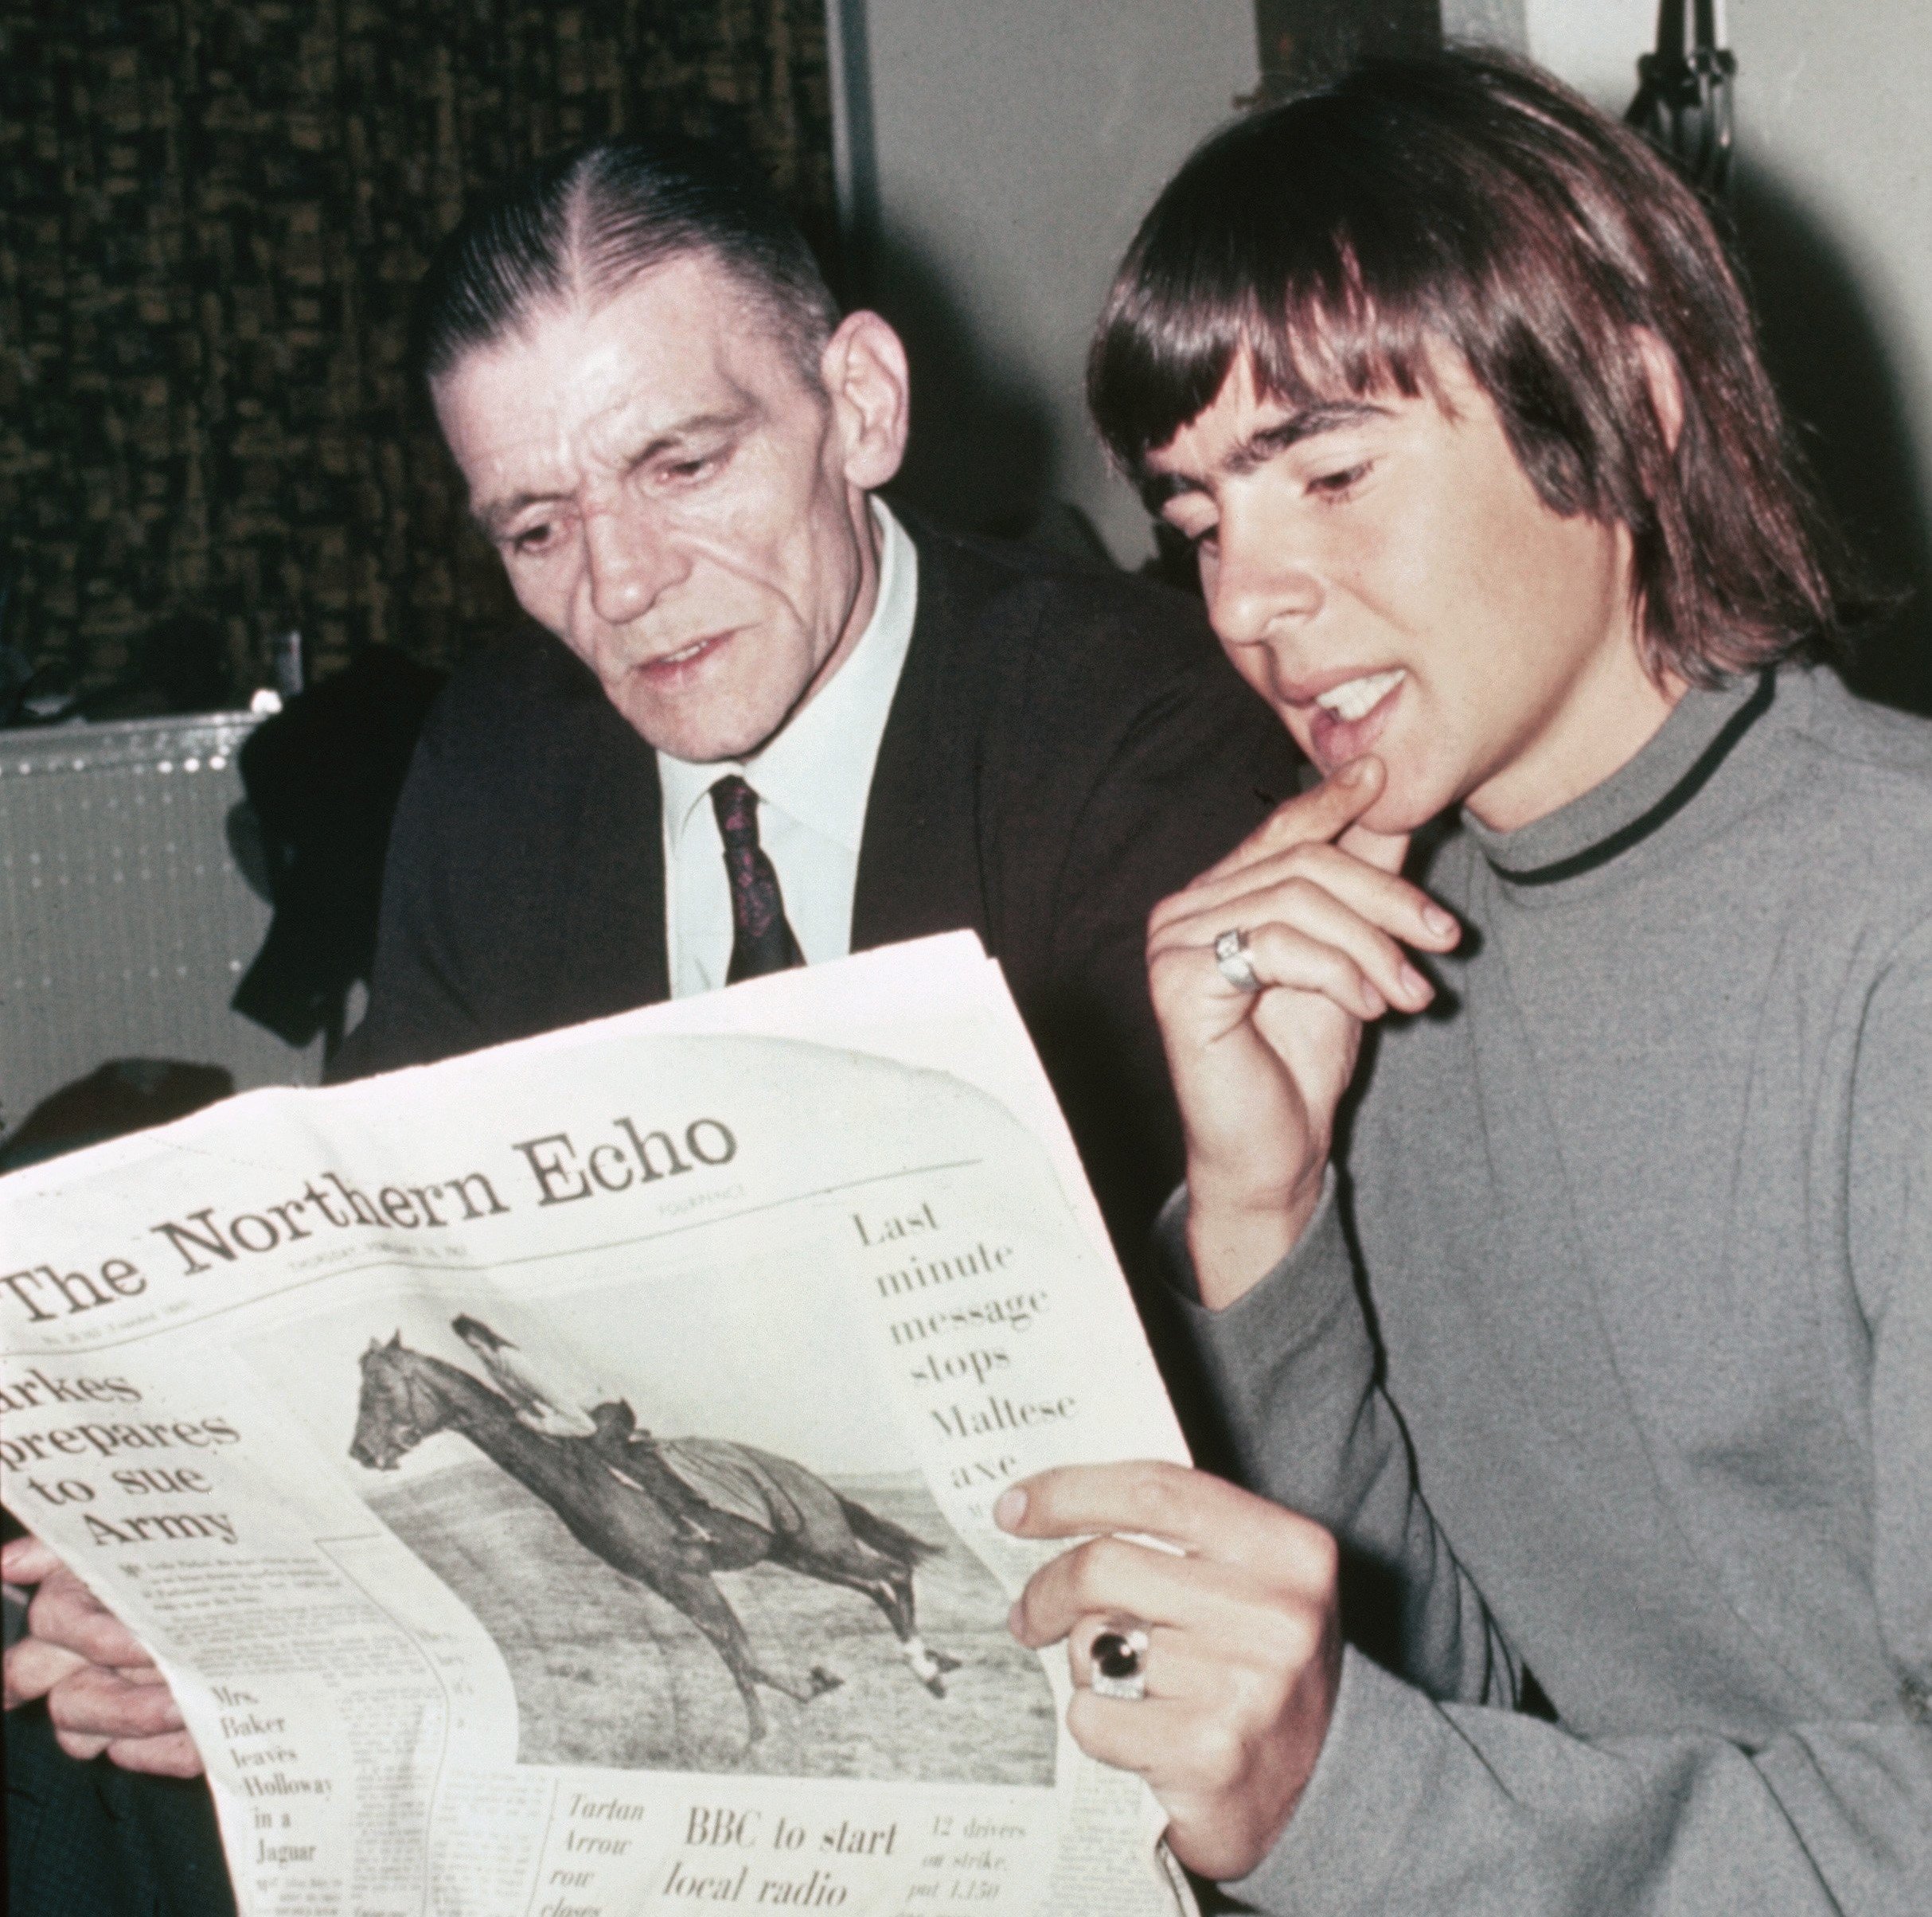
2;935;1195;1917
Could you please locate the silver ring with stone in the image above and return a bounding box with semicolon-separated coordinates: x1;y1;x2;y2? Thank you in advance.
1214;927;1263;994
1089;1625;1151;1701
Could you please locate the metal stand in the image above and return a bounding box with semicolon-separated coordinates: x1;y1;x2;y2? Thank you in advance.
1626;0;1736;200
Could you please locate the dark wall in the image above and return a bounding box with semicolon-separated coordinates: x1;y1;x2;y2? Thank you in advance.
0;0;835;704
1731;167;1932;717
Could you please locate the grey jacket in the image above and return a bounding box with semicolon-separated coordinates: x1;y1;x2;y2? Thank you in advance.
1180;668;1932;1915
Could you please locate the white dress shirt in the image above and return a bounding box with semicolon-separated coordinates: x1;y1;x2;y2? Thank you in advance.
657;498;919;997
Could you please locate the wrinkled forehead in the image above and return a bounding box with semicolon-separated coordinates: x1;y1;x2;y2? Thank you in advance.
431;304;695;477
429;257;804;493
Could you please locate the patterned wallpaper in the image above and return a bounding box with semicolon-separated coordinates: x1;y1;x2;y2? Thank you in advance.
0;0;836;701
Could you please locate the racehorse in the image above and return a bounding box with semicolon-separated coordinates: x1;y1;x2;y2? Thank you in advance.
349;1333;958;1743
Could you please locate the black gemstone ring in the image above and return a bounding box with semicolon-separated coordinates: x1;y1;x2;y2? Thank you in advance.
1089;1624;1150;1701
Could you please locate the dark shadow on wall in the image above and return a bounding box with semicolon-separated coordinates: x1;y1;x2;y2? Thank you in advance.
864;224;1056;541
1730;161;1932;717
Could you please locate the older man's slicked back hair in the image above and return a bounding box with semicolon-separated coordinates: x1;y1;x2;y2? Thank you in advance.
1089;51;1853;685
416;135;840;388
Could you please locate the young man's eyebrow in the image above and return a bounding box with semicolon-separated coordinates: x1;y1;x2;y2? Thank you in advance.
1224;400;1387;474
1139;399;1389;512
470;405;755;534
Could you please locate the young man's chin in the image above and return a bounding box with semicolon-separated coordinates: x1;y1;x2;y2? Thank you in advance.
1356;759;1460;840
1366;794;1450;841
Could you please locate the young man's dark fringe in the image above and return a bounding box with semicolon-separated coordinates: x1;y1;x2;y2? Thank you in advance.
1088;50;1871;689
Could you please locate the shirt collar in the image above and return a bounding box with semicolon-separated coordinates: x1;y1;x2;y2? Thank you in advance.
659;498;919;849
1465;668;1776;888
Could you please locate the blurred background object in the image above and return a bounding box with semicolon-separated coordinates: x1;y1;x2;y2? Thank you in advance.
0;1057;233;1173
0;642;443;1163
1247;0;1442;102
0;708;326;1155
231;645;444;1052
1626;0;1735;200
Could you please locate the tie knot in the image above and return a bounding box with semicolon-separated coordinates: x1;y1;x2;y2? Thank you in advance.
709;774;761;849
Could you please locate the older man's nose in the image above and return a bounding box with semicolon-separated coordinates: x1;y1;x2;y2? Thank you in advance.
584;506;685;627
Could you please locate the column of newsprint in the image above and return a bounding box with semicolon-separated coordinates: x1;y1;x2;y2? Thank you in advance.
2;935;1197;1917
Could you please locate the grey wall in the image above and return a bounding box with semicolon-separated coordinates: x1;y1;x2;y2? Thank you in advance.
841;0;1259;565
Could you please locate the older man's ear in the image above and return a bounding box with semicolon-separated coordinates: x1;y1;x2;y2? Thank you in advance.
821;310;911;494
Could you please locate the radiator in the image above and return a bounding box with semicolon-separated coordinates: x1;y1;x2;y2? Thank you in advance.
0;713;324;1142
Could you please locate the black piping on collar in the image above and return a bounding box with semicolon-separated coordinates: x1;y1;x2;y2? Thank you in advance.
1489;669;1776;888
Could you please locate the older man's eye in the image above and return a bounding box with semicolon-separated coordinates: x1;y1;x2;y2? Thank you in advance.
509;522;556;556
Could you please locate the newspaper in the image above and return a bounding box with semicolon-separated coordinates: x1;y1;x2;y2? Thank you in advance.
2;934;1195;1917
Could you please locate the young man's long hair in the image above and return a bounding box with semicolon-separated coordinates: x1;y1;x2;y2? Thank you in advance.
1089;51;1856;685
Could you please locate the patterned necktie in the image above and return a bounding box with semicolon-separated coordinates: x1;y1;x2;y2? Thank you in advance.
709;775;805;982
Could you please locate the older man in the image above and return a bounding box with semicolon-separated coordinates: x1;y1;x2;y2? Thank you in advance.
334;135;1293;1243
3;134;1294;1899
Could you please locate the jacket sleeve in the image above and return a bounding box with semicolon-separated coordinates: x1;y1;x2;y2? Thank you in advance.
1224;1646;1930;1917
1173;929;1932;1917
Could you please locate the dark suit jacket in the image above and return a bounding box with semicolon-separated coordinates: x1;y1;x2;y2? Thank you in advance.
334;521;1298;1437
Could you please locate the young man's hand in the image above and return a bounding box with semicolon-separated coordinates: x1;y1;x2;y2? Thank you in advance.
1147;755;1458;1306
999;1461;1341;1880
2;1533;203;1776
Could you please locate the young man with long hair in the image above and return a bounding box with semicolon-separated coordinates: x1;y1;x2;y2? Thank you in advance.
1000;51;1930;1914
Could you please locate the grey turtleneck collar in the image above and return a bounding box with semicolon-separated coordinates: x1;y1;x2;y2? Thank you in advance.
1462;669;1775;888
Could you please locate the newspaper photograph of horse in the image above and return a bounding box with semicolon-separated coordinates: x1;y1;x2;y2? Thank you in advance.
350;1327;962;1743
242;1257;1059;1784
